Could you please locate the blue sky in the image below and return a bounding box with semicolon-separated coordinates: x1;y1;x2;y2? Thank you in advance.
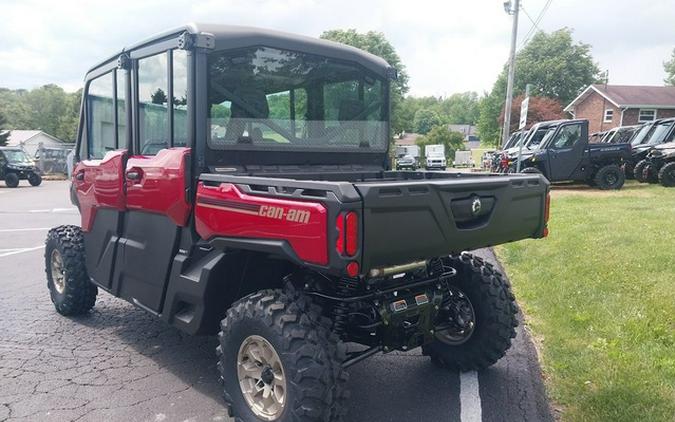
0;0;673;98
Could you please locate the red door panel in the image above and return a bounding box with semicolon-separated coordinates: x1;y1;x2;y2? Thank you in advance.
125;148;192;226
73;150;127;232
195;182;328;265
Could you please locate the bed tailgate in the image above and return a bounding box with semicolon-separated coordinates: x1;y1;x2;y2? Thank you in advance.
354;174;549;271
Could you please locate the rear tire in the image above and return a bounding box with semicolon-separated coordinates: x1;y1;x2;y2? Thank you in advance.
634;160;648;183
28;172;42;186
423;253;518;371
217;289;346;422
5;173;19;188
45;225;97;315
593;164;625;190
658;162;675;187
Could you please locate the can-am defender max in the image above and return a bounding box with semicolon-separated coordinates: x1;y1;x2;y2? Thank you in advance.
45;24;550;422
0;147;42;187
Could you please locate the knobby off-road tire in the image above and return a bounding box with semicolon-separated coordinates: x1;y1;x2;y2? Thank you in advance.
45;225;97;315
423;253;518;371
593;164;625;190
217;289;347;422
634;159;649;183
658;162;675;187
5;173;19;188
28;172;42;186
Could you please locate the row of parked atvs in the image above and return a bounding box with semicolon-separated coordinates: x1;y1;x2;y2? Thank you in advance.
485;117;675;189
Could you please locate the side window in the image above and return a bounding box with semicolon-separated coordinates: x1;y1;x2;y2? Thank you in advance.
172;50;188;147
552;124;582;149
86;73;115;159
138;53;169;155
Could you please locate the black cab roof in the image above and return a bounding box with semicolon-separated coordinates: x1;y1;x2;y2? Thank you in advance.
87;23;394;81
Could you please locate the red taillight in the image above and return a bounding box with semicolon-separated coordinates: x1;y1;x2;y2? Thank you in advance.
543;193;551;237
335;214;344;254
346;261;360;277
336;211;359;257
345;211;358;256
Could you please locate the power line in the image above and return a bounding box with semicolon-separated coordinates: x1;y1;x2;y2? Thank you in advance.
519;0;553;48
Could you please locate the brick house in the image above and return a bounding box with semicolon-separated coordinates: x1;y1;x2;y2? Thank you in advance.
564;84;675;133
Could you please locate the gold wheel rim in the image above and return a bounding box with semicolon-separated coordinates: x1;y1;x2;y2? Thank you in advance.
50;249;66;294
237;335;287;421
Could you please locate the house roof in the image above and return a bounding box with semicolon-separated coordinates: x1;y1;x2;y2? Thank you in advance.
565;84;675;112
448;124;477;136
1;130;64;147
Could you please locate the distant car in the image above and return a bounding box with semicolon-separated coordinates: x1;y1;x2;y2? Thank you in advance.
395;155;417;170
0;147;42;188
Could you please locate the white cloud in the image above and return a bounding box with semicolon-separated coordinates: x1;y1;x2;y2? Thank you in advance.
0;0;673;96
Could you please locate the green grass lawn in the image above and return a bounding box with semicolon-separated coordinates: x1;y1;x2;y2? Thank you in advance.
496;181;675;422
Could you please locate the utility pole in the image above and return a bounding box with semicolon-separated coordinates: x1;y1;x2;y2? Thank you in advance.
501;0;520;147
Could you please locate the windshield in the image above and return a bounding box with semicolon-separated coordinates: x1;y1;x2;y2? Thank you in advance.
504;132;521;149
526;127;556;149
630;124;653;146
206;47;387;152
2;149;32;164
645;120;675;146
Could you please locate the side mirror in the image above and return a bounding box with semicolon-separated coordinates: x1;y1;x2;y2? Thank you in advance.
387;67;398;81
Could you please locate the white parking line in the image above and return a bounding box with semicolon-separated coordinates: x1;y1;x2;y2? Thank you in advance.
0;245;45;258
27;208;77;213
0;228;51;233
459;371;482;422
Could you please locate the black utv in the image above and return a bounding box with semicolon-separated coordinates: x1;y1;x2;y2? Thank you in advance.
513;119;630;189
631;118;675;183
0;147;42;187
640;142;675;187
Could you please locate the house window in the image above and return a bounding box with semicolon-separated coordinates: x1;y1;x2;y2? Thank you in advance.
639;109;656;122
603;109;613;122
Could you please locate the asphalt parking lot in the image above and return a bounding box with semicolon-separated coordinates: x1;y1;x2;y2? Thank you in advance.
0;181;553;422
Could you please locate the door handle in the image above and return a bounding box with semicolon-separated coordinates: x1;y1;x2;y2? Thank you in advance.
126;168;143;181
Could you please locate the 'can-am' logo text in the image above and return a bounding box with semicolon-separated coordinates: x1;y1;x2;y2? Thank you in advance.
259;205;311;224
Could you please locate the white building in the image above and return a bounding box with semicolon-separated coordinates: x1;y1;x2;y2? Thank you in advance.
2;130;66;157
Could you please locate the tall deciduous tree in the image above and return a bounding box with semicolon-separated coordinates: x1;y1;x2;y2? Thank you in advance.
320;29;409;134
499;95;564;132
413;108;442;134
477;28;600;147
664;48;675;86
416;126;465;159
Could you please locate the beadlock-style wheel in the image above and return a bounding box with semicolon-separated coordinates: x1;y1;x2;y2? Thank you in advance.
237;335;287;421
50;249;66;294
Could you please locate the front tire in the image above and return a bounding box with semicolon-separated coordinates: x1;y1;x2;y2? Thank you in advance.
217;289;346;422
28;172;42;186
5;173;19;188
423;253;517;371
658;162;675;187
593;164;625;190
45;225;97;315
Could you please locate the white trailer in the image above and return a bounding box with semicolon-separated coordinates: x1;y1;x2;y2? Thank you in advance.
453;150;474;167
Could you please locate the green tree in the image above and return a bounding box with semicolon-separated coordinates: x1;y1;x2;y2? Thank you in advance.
416;125;465;159
477;28;600;146
320;29;409;134
413;108;442;134
151;88;168;105
0;110;9;146
664;48;675;86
